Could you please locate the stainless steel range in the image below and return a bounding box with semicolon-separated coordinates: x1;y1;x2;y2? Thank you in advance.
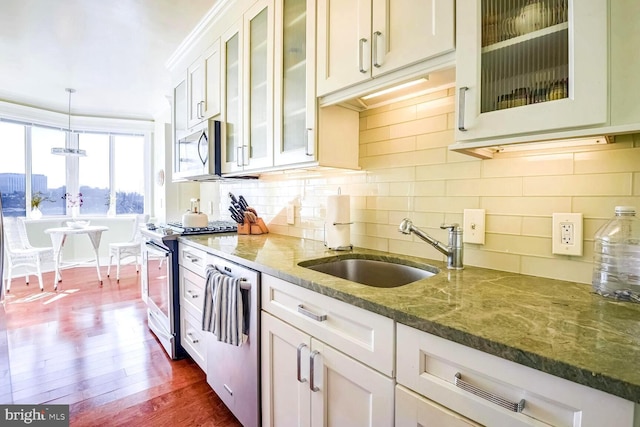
141;220;237;359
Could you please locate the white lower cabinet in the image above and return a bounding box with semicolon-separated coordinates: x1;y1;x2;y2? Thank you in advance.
262;312;394;427
261;274;395;426
396;323;637;427
178;246;209;371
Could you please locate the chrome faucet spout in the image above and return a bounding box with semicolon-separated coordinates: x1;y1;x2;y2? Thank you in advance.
398;218;464;270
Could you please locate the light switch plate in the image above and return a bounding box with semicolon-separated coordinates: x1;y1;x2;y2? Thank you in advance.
463;209;485;244
552;213;583;256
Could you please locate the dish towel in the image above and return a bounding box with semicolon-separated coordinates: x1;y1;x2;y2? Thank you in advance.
202;265;248;346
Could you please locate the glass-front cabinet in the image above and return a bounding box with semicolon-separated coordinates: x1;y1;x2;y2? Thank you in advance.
221;0;274;174
456;0;607;142
221;23;243;173
273;0;315;166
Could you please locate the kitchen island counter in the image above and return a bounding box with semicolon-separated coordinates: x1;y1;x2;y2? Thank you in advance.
181;233;640;404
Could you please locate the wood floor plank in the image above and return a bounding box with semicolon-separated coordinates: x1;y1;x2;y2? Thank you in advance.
2;266;242;426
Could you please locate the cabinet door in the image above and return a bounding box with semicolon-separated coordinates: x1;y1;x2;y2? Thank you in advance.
371;0;454;78
316;0;372;96
310;338;394;427
203;39;221;119
396;385;481;427
456;0;607;141
273;0;316;167
262;312;311;427
221;23;243;174
243;0;274;171
187;57;205;128
173;79;187;141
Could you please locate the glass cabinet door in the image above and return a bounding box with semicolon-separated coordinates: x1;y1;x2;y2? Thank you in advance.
244;0;274;170
222;26;242;173
456;0;607;142
274;0;315;166
481;0;569;113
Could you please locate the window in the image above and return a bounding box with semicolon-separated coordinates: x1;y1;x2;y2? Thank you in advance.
79;133;110;215
32;127;66;216
0;122;26;217
0;120;148;217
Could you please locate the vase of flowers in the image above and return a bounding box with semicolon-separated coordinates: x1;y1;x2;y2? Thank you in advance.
63;192;84;219
30;191;55;219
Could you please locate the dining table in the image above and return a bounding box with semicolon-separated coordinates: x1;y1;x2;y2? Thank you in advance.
44;224;109;290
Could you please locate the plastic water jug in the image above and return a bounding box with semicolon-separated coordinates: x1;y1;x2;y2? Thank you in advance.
592;206;640;303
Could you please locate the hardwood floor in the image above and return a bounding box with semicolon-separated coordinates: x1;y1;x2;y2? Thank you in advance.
0;266;242;427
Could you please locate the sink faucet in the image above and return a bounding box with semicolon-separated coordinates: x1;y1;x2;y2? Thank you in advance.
398;218;463;270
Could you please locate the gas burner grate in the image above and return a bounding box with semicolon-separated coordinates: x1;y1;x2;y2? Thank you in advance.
166;220;238;235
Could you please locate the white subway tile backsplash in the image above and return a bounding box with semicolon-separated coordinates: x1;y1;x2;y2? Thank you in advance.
523;173;632;196
482;153;574;178
212;90;640;284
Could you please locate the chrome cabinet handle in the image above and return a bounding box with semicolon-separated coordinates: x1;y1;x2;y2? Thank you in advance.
223;384;233;396
185;253;201;263
458;87;469;131
305;128;314;156
236;146;243;167
358;38;368;73
186;289;198;299
186;332;199;344
297;343;308;383
309;350;320;392
297;304;327;322
454;372;525;412
373;31;383;68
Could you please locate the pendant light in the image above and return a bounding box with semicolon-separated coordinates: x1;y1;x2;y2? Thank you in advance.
51;88;87;157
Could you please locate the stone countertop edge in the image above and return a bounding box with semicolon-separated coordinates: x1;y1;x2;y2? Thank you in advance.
179;233;640;404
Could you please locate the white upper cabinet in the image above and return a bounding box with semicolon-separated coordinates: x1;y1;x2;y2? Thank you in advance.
187;39;222;128
242;0;275;171
455;0;607;142
316;0;455;97
220;0;275;174
221;22;244;174
273;0;315;167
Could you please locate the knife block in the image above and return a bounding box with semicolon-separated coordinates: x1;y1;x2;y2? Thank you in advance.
238;217;269;235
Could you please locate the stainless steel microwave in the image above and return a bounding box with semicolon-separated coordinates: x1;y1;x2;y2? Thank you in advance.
173;120;221;181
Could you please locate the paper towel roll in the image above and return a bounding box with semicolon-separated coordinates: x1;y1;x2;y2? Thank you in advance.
326;194;351;249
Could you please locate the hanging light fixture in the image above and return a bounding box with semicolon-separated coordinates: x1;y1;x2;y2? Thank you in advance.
51;88;87;157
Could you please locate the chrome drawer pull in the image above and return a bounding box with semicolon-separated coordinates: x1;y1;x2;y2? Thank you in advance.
309;350;320;392
186;332;199;344
186;290;199;299
454;373;525;413
297;304;327;322
297;343;308;383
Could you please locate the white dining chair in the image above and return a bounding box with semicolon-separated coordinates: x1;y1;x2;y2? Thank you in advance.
3;217;54;292
107;214;149;282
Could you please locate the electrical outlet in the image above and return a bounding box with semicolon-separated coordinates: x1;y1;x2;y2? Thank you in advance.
286;203;295;225
463;209;485;244
552;213;583;256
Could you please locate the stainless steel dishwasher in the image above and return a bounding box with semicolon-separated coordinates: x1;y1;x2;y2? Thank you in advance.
205;253;260;427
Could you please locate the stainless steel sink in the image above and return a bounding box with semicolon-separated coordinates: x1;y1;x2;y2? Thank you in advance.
298;256;438;288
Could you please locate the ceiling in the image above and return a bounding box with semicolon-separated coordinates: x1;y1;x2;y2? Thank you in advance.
0;0;218;121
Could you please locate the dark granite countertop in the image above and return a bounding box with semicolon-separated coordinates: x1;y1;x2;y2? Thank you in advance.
180;233;640;404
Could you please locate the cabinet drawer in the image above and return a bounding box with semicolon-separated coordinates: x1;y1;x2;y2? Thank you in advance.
396;385;480;427
396;324;635;427
181;310;207;371
180;267;205;317
261;274;394;376
178;244;207;276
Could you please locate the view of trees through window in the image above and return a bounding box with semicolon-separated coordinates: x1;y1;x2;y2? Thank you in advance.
0;121;145;217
